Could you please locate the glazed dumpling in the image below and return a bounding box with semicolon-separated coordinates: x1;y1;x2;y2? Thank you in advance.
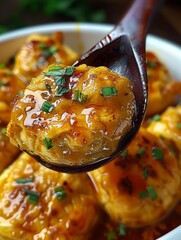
0;153;99;240
89;128;180;227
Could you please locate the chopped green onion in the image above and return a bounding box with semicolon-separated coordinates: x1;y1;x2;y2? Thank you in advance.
45;83;52;93
147;61;156;68
24;189;40;204
41;101;54;113
118;224;126;236
64;67;75;76
120;149;128;158
139;190;148;199
55;76;66;86
43;45;58;57
73;90;88;103
101;86;117;96
139;186;158;200
38;43;47;49
43;138;53;149
55;87;70;97
147;70;151;77
48;66;62;71
143;167;148;179
1;128;6;136
16;177;33;184
107;230;117;240
136;147;145;157
152;114;161;122
147;186;158;200
54;186;67;200
152;147;163;160
177;123;181;129
0;63;6;68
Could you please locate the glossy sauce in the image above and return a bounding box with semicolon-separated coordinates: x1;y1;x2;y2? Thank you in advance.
7;64;135;166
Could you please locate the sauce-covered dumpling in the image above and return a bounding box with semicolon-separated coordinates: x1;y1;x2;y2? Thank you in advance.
13;33;79;83
7;64;135;166
0;153;99;240
89;128;180;227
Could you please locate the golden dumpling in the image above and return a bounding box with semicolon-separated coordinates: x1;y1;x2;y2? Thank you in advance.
0;153;99;240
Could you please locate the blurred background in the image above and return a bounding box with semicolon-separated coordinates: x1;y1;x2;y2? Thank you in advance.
0;0;180;45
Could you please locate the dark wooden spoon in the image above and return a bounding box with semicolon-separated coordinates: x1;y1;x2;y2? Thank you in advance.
38;0;163;173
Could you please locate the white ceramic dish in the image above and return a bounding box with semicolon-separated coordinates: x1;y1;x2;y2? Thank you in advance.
0;23;180;240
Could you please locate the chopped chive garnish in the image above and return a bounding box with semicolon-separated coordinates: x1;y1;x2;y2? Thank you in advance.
118;224;126;236
147;61;156;68
152;114;161;122
43;138;53;149
101;86;117;96
0;63;6;68
139;190;148;199
120;149;128;158
48;66;62;71
177;123;181;129
55;76;66;86
41;101;54;113
143;167;148;179
64;67;75;76
107;230;117;240
140;186;158;200
43;45;58;57
54;186;67;200
45;83;52;93
16;177;33;184
152;147;163;160
73;90;88;103
147;186;158;200
147;70;151;77
38;43;47;49
1;128;6;136
55;87;70;97
136;147;145;157
24;189;40;204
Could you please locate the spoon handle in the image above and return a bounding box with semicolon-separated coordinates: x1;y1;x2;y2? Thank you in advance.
110;0;164;54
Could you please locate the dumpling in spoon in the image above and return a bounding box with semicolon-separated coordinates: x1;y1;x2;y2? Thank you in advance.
7;64;135;168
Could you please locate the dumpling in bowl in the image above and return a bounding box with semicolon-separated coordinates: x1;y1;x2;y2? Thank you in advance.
89;128;180;227
13;32;79;83
0;67;25;124
0;153;99;240
146;51;181;117
0;126;20;173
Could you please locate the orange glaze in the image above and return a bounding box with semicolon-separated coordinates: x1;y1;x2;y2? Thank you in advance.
7;64;135;166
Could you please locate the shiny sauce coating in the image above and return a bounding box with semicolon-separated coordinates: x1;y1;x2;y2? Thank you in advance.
7;64;135;166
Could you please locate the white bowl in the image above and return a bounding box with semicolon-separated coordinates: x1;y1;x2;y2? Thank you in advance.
0;23;180;240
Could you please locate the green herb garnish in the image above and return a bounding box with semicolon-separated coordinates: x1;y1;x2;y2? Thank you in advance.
1;128;6;136
73;90;88;103
54;186;67;200
43;138;53;149
45;83;52;93
55;87;70;97
147;70;151;77
118;223;126;236
38;43;47;49
152;114;161;122
55;76;66;86
101;86;117;96
136;147;145;157
43;45;58;57
48;66;62;71
16;177;33;184
120;149;128;158
177;123;181;129
143;167;148;179
41;101;54;113
152;147;163;160
0;63;6;68
107;230;117;240
147;61;156;68
24;189;40;204
140;186;158;200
